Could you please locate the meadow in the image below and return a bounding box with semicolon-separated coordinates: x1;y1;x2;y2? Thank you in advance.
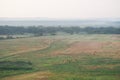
0;34;120;80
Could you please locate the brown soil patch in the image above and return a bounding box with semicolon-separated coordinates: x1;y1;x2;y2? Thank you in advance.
70;42;101;51
66;41;120;53
51;41;120;58
63;41;106;54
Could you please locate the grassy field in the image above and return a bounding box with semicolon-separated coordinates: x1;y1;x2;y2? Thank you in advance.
0;34;120;80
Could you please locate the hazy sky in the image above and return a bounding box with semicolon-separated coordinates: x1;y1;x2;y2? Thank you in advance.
0;0;120;19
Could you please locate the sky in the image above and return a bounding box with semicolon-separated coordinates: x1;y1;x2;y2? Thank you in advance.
0;0;120;19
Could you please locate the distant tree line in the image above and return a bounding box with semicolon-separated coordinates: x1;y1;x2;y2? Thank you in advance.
0;25;120;35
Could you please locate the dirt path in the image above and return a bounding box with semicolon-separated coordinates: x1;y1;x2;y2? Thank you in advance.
0;45;50;60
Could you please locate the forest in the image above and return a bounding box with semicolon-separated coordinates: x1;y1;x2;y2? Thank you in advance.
0;26;120;36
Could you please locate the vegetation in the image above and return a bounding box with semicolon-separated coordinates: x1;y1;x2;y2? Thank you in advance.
0;26;120;36
0;34;120;80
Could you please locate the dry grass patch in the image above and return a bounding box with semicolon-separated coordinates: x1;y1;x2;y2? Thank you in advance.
1;71;52;80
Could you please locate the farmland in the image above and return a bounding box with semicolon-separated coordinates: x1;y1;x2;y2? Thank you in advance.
0;34;120;80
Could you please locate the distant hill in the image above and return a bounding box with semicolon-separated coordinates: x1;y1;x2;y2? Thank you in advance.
0;18;120;27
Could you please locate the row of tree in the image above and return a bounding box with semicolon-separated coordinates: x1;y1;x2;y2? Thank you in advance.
0;26;120;35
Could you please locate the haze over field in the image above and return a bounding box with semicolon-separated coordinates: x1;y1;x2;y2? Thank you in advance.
0;0;120;27
0;0;120;19
0;0;120;26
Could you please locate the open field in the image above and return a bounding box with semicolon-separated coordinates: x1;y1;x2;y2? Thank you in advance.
0;34;120;80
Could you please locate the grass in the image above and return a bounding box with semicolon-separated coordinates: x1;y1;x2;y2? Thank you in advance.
0;34;120;80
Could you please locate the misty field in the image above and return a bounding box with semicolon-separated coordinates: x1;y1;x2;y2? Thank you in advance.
0;34;120;80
